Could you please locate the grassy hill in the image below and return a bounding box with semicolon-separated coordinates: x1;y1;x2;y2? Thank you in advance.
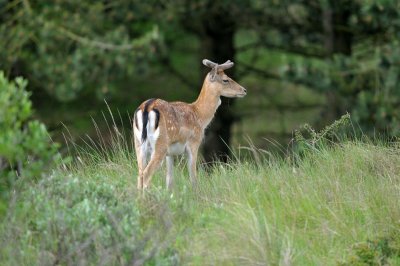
1;136;400;265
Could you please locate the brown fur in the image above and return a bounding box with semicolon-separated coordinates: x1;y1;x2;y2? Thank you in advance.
134;60;246;189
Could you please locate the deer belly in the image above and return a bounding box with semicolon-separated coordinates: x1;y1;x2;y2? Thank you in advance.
167;142;186;156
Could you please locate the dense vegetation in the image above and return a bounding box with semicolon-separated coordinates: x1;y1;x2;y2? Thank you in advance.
0;73;59;209
1;0;400;158
1;1;400;264
1;126;399;264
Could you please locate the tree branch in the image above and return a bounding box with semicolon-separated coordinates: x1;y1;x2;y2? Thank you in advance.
54;24;159;51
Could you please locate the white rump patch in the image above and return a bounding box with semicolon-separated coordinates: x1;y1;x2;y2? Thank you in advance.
134;109;161;168
147;110;160;150
143;110;161;166
133;110;143;142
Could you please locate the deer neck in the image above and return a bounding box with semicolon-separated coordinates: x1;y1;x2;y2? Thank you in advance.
192;81;221;128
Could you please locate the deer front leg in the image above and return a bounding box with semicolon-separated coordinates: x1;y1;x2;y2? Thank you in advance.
166;156;174;189
187;141;200;186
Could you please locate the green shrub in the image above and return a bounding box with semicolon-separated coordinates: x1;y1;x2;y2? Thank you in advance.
2;133;400;265
0;72;59;199
340;234;400;266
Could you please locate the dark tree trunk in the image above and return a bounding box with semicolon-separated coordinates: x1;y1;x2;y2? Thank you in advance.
321;2;353;124
199;12;236;163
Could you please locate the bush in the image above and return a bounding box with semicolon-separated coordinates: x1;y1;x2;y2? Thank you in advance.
340;234;400;265
2;131;400;265
0;72;59;200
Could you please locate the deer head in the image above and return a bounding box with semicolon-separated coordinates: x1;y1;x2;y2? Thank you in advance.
134;59;247;190
202;59;247;98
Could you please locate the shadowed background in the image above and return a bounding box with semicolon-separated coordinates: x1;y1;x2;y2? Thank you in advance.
1;0;400;161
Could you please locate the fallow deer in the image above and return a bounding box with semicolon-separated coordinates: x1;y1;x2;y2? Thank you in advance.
133;59;247;189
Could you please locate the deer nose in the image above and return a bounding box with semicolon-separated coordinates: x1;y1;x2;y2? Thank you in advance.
243;87;247;93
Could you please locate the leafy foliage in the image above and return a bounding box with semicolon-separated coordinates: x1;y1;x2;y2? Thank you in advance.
340;234;400;265
0;72;59;198
1;171;176;265
249;0;400;136
0;0;161;101
286;43;400;136
2;0;400;156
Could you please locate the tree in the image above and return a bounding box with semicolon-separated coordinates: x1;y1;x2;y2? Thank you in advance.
278;0;400;135
2;0;400;164
0;0;160;102
0;72;59;199
227;0;400;136
178;1;245;162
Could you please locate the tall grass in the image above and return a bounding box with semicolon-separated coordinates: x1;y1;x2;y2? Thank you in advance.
1;116;400;265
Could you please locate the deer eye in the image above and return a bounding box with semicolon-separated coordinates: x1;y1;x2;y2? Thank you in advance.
222;79;229;83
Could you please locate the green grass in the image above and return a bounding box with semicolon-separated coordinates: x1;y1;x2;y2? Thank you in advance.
1;136;400;265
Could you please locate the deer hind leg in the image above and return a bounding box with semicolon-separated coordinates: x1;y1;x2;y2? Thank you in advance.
142;144;167;189
134;109;148;189
166;156;174;189
140;109;166;189
135;140;154;190
134;135;145;189
134;135;143;190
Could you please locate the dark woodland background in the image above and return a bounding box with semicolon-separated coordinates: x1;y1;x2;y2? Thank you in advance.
1;0;400;163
